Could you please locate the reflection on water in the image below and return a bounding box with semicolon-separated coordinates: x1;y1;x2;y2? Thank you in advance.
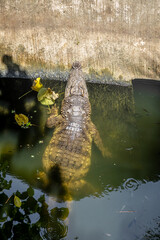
0;78;160;239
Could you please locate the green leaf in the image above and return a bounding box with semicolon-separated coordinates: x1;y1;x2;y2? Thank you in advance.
37;88;47;101
27;186;34;197
0;217;7;222
38;194;45;203
39;98;54;106
14;195;22;208
37;87;58;105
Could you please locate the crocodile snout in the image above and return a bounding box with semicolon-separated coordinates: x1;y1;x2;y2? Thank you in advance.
70;85;84;96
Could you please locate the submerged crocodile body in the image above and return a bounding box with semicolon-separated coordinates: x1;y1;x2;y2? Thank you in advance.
41;62;110;198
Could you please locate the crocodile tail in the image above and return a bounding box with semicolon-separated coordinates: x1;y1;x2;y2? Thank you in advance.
72;61;82;70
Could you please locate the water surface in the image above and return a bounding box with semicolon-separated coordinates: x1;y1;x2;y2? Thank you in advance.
0;78;160;240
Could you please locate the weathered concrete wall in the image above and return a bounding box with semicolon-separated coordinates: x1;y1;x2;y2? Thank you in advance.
0;0;160;82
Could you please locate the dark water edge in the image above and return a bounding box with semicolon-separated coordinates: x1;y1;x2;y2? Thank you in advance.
0;77;160;240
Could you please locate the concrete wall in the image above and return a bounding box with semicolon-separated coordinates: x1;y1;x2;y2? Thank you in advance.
0;0;160;82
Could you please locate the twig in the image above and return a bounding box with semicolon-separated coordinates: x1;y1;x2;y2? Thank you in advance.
5;194;13;204
18;89;33;99
58;92;64;96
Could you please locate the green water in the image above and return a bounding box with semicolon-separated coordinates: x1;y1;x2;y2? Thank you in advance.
0;78;160;240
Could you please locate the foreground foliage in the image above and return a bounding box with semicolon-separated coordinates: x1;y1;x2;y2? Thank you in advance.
0;161;68;240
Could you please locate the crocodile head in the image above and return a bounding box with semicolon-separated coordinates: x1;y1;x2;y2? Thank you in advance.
61;62;90;122
65;61;88;98
62;95;91;122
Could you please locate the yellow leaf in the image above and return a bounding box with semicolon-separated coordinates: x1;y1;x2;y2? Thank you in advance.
15;114;29;126
31;77;43;92
14;195;21;208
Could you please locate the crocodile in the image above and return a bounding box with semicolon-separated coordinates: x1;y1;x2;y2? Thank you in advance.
40;61;111;199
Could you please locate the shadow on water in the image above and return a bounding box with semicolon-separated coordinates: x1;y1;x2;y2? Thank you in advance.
0;54;30;103
0;58;69;239
132;79;160;169
0;54;51;149
0;58;57;155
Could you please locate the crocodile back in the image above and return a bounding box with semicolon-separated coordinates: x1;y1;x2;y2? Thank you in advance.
43;122;92;183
